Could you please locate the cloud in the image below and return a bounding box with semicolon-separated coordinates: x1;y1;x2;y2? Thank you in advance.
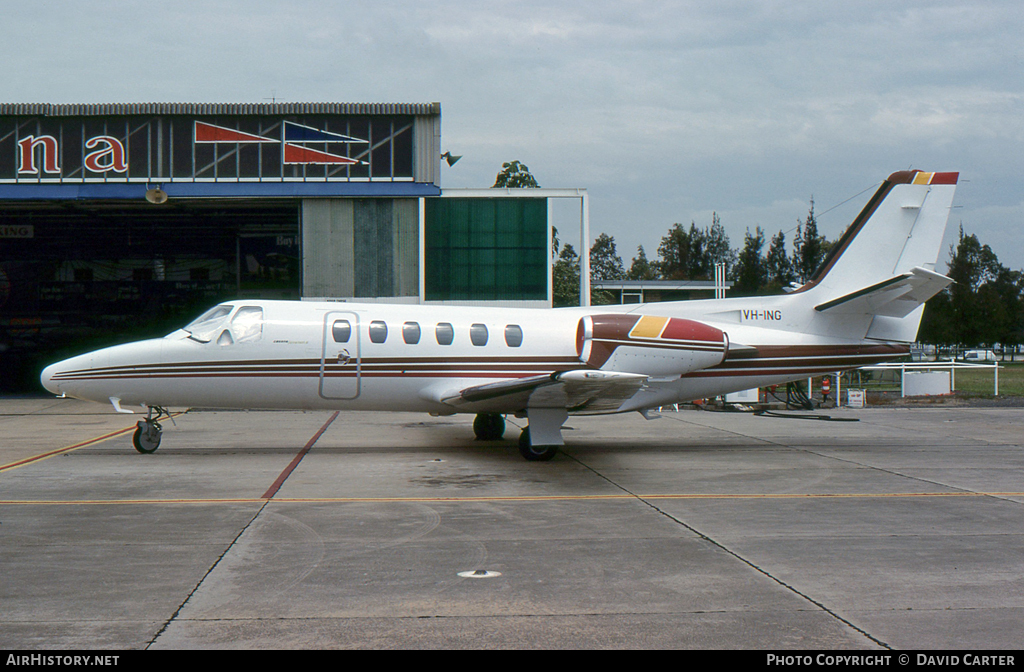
2;1;1022;269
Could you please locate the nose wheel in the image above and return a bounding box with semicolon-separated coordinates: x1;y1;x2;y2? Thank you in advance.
132;406;170;454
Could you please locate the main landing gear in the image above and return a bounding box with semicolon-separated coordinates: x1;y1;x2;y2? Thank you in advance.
517;408;568;462
473;413;506;441
472;410;566;461
133;406;171;454
518;428;559;461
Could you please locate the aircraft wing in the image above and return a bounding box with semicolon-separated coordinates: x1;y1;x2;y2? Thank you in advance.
813;266;952;318
439;370;649;415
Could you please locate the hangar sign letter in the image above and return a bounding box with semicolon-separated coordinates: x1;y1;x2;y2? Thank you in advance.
18;135;61;175
84;136;128;173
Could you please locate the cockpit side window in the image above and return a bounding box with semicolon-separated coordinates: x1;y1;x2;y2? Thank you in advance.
231;306;264;343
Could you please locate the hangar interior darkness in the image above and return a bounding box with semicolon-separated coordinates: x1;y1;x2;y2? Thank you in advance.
0;199;300;391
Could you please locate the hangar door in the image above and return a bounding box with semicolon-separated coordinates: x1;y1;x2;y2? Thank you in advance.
0;198;300;393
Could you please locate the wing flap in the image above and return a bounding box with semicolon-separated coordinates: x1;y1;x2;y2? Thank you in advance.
814;266;952;318
439;370;648;415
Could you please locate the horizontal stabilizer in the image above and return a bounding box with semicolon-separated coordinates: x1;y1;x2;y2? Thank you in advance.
814;266;952;318
441;370;648;415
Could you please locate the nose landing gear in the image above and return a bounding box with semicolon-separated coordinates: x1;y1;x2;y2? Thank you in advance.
133;406;171;454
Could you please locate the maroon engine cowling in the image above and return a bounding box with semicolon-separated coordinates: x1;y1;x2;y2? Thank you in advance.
576;314;728;376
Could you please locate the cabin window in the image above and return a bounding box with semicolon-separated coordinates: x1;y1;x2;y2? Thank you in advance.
505;324;523;348
231;306;264;343
436;322;454;346
332;320;351;343
403;322;421;344
470;324;488;346
368;320;388;344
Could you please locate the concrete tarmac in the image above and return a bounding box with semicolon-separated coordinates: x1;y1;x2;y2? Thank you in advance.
1;397;1022;650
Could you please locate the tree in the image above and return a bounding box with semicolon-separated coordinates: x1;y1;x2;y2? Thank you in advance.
791;199;830;284
655;222;695;280
587;233;625;305
552;242;580;307
920;225;1024;356
734;226;767;295
988;267;1024;359
589;233;625;282
655;213;734;281
703;213;736;279
493;160;540;188
948;226;999;347
765;230;795;290
627;245;658;281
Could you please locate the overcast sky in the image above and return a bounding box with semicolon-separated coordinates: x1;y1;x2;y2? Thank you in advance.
4;0;1023;270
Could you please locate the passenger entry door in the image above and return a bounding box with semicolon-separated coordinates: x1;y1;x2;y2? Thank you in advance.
320;311;361;399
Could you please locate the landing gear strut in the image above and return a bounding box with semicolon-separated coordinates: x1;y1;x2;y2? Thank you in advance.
133;406;170;454
517;407;568;461
473;413;506;441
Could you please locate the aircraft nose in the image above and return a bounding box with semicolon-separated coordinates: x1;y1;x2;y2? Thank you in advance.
40;362;62;395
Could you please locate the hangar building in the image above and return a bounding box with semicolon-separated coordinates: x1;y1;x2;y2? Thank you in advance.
0;102;582;392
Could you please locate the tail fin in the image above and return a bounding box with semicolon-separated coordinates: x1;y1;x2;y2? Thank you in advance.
803;170;958;298
798;170;958;341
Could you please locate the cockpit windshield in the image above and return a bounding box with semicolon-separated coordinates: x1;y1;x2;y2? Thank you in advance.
183;305;233;342
182;304;265;344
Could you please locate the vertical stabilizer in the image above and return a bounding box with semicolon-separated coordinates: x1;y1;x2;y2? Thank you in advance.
800;171;958;304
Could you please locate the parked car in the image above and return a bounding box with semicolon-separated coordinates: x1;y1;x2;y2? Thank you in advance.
963;349;997;362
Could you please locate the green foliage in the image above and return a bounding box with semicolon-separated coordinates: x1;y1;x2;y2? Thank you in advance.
921;226;1024;351
589;233;625;282
791;199;831;283
493;160;540;188
627;245;658;281
655;213;734;281
765;229;795;291
734;226;767;295
553;242;580;307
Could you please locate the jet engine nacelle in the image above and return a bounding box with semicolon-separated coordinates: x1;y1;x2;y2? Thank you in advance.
576;314;728;377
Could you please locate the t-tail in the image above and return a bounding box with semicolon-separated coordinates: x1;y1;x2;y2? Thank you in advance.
794;170;959;342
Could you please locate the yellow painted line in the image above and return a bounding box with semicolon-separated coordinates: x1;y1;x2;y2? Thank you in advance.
0;412;185;473
1;492;1022;506
0;426;137;473
913;171;935;185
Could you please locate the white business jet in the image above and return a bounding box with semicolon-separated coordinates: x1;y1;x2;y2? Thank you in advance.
41;170;958;460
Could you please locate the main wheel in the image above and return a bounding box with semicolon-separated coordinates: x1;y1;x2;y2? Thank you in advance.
518;428;558;461
133;421;162;454
473;413;506;441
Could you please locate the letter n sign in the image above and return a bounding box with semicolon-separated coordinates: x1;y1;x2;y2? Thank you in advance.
18;135;61;174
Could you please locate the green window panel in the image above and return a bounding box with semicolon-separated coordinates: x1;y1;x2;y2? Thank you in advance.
425;198;547;301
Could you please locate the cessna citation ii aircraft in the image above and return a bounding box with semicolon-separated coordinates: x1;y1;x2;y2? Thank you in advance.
41;170;958;460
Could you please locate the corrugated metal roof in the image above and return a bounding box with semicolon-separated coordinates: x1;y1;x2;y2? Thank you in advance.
0;102;441;117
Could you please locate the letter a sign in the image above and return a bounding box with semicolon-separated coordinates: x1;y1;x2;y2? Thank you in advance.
84;136;128;173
